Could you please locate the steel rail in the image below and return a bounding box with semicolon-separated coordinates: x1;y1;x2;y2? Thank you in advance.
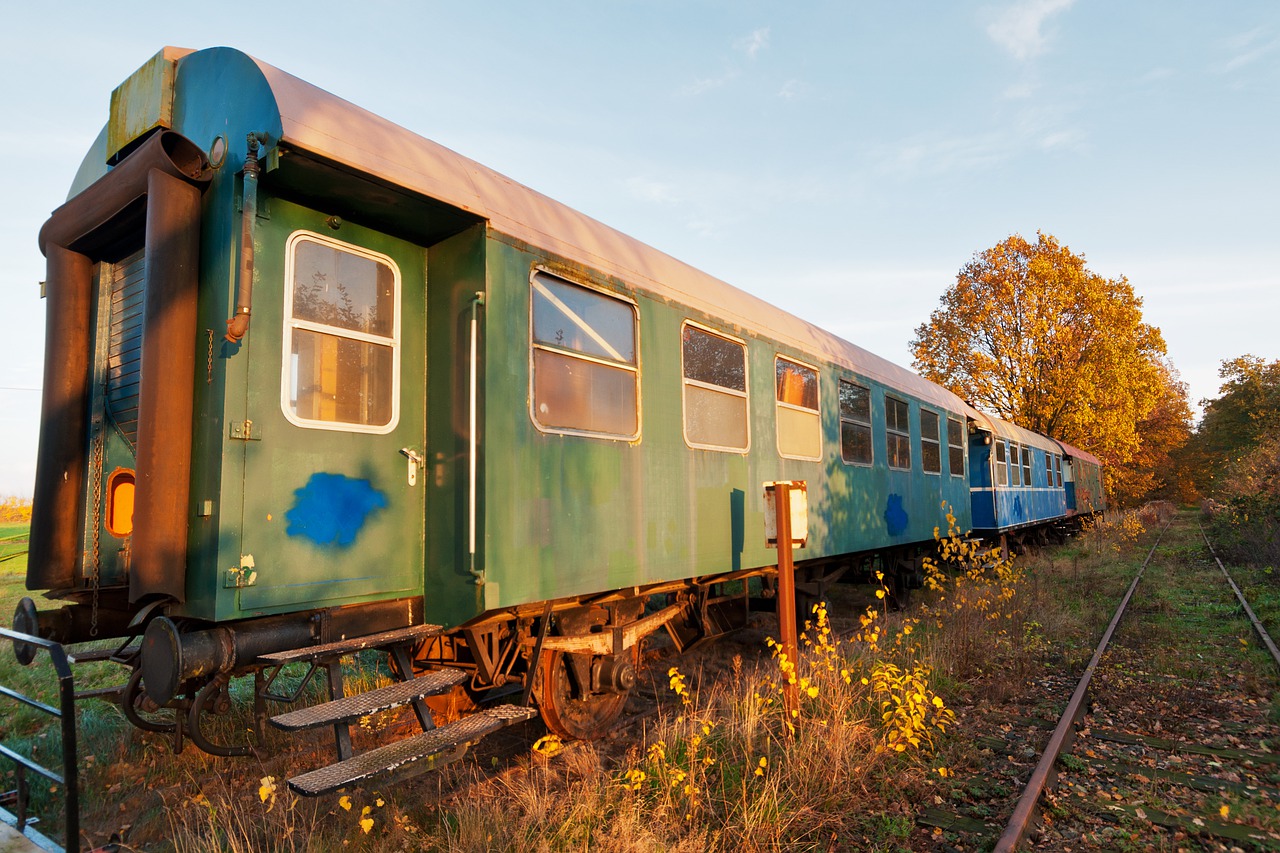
1199;522;1280;671
994;517;1172;852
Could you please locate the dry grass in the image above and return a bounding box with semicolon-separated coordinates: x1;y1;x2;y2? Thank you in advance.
0;507;1172;851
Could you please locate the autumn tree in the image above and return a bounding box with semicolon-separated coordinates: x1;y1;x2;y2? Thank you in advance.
911;232;1191;504
1188;355;1280;497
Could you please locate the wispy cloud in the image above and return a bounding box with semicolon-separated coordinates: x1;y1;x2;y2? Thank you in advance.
1216;26;1279;73
777;79;805;100
736;27;770;60
985;0;1075;61
679;69;740;96
680;27;770;96
626;177;681;206
875;108;1085;177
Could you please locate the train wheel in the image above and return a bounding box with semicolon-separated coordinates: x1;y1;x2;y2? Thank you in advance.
536;648;634;740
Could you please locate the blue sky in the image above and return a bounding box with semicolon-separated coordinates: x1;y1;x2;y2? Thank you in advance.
1;1;1276;495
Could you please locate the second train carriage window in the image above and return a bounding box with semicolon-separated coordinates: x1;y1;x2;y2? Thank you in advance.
1021;446;1033;485
947;417;966;477
885;395;911;470
1010;443;1022;486
283;232;400;432
682;323;748;451
775;357;821;460
531;271;639;438
839;380;872;465
994;441;1008;486
1054;454;1063;488
920;409;941;474
1045;452;1054;486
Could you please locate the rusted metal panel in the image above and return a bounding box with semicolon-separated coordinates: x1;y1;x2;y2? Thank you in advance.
107;47;193;162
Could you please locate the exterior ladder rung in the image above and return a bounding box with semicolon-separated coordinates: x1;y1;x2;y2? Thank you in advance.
270;669;468;731
287;704;538;797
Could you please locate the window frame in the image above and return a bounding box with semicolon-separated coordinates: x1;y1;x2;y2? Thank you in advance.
920;408;941;475
1021;446;1033;486
528;268;641;441
280;230;402;435
680;320;750;453
947;417;966;479
994;440;1008;486
885;394;912;471
1009;442;1022;486
838;378;874;467
774;355;822;462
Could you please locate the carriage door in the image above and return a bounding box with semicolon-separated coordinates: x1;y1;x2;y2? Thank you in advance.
236;202;425;613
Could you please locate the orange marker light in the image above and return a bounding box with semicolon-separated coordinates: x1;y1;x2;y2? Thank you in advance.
106;469;135;537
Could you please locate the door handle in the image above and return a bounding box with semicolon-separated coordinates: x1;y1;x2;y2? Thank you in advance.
400;448;425;486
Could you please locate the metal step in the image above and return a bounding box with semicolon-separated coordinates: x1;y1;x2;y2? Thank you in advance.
287;704;538;796
270;669;468;731
257;623;443;665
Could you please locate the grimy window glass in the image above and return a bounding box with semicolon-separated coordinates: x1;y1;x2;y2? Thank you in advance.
1010;443;1022;486
531;272;638;437
1045;452;1054;486
839;380;872;465
1054;455;1063;487
920;409;941;474
775;357;820;459
285;233;398;430
1022;446;1033;485
947;417;965;478
994;441;1008;486
682;324;748;451
885;395;911;470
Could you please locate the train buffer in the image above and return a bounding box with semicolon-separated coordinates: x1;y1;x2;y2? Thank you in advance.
259;624;536;796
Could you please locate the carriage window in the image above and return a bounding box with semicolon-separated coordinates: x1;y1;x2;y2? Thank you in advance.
682;324;748;451
1010;443;1022;486
885;395;911;470
947;418;965;478
531;272;638;438
1054;454;1063;488
839;380;872;465
1045;452;1054;486
1022;446;1033;485
920;410;941;474
776;357;820;460
994;441;1008;486
283;232;399;432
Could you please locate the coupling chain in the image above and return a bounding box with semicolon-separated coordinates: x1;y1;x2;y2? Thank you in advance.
89;427;104;637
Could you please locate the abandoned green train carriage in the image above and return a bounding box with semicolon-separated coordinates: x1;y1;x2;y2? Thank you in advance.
23;46;980;787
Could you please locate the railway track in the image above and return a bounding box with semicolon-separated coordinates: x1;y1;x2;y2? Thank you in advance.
990;514;1280;850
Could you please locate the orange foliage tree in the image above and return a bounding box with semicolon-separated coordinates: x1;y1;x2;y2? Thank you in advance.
910;232;1191;505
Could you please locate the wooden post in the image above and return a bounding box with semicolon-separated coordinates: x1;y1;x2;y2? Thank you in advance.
774;482;800;725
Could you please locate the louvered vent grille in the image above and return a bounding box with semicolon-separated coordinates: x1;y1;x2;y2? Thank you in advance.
105;249;146;448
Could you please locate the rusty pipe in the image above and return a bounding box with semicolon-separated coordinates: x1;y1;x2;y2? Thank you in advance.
32;131;211;597
224;134;260;343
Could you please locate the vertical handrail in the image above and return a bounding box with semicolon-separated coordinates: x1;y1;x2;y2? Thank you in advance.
0;626;79;852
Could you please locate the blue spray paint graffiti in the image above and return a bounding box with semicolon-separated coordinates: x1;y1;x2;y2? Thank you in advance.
286;473;387;547
884;494;909;536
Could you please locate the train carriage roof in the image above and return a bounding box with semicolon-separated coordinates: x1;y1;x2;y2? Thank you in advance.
239;49;985;419
978;417;1063;455
1051;439;1102;467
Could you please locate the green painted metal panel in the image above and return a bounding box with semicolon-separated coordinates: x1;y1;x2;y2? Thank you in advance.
478;237;973;611
421;225;487;628
228;199;426;617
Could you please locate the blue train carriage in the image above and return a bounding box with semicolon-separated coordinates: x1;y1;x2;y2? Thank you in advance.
967;416;1069;547
1054;439;1106;517
16;46;979;793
